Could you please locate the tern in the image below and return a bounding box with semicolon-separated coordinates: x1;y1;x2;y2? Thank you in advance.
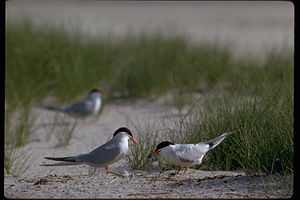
39;89;107;118
41;127;138;174
150;131;236;174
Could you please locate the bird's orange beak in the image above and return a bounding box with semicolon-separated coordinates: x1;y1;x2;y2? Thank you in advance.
130;137;138;145
101;91;108;97
151;150;160;156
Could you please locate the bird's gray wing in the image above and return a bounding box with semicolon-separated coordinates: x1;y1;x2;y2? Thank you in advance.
60;99;94;116
176;144;209;163
176;131;236;163
76;139;122;166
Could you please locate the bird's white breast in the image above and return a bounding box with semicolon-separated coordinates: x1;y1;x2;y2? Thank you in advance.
93;98;101;115
160;146;183;166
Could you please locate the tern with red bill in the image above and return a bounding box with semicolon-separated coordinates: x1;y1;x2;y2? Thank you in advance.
41;127;138;174
39;89;107;118
150;131;236;174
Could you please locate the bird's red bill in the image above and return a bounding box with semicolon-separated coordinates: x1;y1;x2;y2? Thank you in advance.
151;151;160;156
130;137;138;145
102;91;108;96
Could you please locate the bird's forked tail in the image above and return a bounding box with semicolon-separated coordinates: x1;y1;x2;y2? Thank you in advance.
40;156;83;166
204;130;236;151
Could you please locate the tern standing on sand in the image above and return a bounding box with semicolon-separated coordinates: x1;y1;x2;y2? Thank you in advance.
41;127;138;174
39;89;107;118
150;131;236;174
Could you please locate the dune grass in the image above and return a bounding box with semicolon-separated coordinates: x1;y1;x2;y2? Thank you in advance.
181;81;293;174
5;20;293;175
5;20;235;108
51;115;79;147
124;51;293;175
125;81;293;175
4;106;36;175
124;119;165;171
6;20;292;105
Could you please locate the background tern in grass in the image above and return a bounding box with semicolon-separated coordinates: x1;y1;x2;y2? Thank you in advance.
39;89;107;119
150;131;236;174
41;127;138;174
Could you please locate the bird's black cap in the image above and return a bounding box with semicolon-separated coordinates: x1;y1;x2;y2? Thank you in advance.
155;141;175;151
113;127;133;138
89;89;100;94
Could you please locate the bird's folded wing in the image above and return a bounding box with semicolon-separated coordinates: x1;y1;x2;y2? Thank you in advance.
61;100;93;114
177;144;209;162
77;141;122;165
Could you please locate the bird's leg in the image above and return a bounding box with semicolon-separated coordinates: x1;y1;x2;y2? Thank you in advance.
177;167;182;174
183;167;188;174
105;166;109;174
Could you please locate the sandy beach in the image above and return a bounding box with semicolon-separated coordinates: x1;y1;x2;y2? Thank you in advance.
5;1;294;198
